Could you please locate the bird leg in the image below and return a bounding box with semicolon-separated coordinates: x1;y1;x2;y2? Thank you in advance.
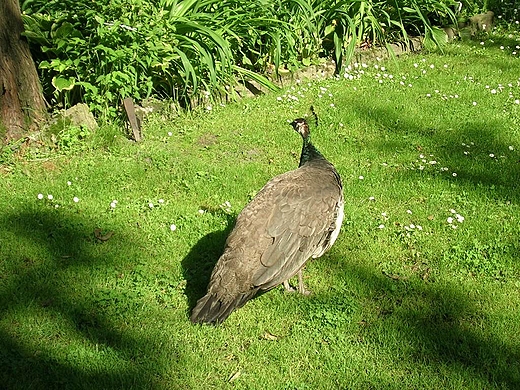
296;269;312;296
282;269;311;296
283;280;296;293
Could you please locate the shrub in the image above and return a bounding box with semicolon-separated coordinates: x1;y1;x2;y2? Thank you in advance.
21;0;455;120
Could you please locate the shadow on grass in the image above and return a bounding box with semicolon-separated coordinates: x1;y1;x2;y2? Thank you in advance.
0;209;162;389
181;215;235;314
338;261;520;387
350;102;520;202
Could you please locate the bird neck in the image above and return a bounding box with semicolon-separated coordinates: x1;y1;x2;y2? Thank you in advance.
299;137;326;167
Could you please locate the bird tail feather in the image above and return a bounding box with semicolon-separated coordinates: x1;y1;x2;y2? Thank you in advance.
190;291;256;325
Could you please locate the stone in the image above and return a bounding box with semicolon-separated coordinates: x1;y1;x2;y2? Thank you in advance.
62;103;98;131
469;11;494;33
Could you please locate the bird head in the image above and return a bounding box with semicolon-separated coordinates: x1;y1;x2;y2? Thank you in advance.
290;118;310;139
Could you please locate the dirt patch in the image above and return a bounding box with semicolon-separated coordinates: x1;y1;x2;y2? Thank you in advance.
197;133;219;148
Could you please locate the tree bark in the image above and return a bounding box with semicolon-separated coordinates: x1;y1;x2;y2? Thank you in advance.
0;0;46;144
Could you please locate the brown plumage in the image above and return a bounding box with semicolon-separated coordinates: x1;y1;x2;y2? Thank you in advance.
190;118;344;324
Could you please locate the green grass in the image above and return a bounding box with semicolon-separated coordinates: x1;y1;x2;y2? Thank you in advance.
1;39;520;389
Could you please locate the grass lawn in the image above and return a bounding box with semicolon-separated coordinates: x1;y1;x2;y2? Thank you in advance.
1;38;520;389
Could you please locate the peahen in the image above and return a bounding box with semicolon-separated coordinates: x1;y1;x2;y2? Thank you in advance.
190;116;344;324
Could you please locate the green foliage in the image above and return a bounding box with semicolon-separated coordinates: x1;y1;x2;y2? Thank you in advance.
21;0;457;120
482;0;520;23
21;0;238;118
0;143;16;167
55;126;92;153
444;238;516;279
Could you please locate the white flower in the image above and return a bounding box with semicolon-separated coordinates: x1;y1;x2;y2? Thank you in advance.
170;224;177;231
198;209;205;214
368;196;375;201
452;172;458;177
73;197;79;203
378;224;385;229
168;132;173;137
417;225;423;231
37;193;44;200
456;214;465;223
47;194;53;200
158;199;165;204
67;181;72;186
359;176;364;180
447;217;454;224
148;203;154;208
491;89;497;94
473;101;477;106
509;146;514;151
410;224;416;229
450;209;457;214
406;209;412;214
515;99;520;105
110;201;117;209
489;153;495;158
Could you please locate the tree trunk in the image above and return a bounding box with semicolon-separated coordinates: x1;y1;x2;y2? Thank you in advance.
0;0;46;144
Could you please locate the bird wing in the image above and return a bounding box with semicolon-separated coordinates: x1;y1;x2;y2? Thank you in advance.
227;164;342;291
